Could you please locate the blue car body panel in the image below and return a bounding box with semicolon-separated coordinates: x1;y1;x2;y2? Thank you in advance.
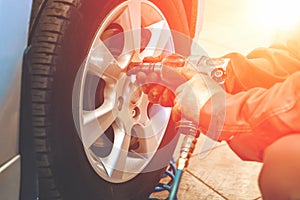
0;0;32;104
0;0;32;199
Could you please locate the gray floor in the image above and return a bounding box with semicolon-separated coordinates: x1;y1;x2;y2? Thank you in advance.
151;136;262;200
151;0;277;199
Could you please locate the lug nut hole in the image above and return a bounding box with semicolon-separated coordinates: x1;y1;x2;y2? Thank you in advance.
132;107;140;118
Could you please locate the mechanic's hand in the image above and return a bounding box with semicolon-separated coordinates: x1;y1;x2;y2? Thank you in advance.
172;74;213;124
135;56;221;127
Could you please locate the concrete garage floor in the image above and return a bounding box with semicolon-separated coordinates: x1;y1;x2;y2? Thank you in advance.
151;0;277;199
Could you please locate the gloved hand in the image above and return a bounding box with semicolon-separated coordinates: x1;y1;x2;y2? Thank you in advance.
135;55;219;126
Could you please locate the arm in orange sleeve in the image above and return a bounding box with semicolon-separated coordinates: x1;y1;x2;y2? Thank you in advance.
199;25;300;161
223;24;300;94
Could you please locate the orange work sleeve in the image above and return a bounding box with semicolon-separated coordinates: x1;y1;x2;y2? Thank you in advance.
199;25;300;161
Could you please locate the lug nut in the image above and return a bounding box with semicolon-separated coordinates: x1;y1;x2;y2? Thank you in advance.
117;97;124;111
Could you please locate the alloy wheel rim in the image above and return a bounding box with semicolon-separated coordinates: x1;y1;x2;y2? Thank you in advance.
76;0;175;183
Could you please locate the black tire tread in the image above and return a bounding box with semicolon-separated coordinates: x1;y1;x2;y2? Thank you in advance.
29;0;79;199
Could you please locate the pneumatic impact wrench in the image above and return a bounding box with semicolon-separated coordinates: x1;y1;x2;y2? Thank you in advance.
127;54;228;200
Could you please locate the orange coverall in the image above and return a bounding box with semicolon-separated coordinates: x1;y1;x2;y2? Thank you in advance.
199;25;300;162
199;25;300;199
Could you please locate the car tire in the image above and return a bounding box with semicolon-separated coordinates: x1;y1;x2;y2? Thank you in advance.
28;0;192;199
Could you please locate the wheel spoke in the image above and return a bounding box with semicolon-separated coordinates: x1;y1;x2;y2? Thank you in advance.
137;105;171;156
127;105;171;158
114;0;142;57
87;40;123;80
148;105;171;135
140;20;173;58
82;98;116;148
127;0;142;51
132;92;150;124
101;124;131;178
135;123;160;156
